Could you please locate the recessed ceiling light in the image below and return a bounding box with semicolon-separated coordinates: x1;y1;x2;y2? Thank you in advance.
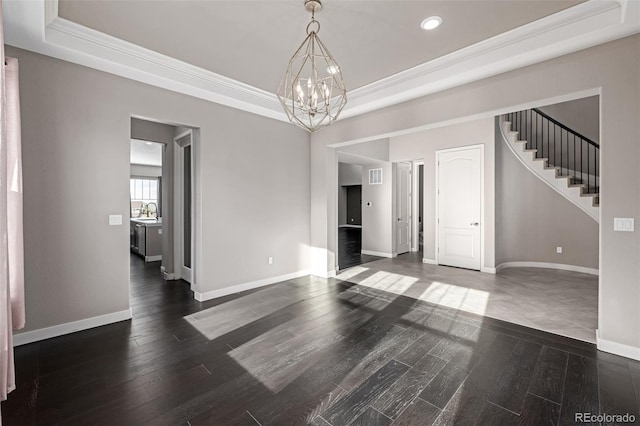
421;16;442;30
145;142;153;145
327;65;340;75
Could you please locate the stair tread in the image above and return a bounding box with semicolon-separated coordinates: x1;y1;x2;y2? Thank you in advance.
503;115;599;210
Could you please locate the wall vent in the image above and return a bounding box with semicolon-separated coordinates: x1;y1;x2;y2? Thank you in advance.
369;168;383;185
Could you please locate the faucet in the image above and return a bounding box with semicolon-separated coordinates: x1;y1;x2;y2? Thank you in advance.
146;202;158;218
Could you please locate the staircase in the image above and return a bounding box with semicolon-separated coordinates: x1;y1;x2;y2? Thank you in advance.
500;108;600;222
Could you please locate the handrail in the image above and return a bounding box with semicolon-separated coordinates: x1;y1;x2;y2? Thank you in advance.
532;108;599;149
504;108;599;195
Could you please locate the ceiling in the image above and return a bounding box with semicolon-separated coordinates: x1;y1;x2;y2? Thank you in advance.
58;0;584;92
5;0;638;124
130;140;163;166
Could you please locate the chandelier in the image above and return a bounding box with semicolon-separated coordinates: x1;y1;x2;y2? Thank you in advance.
277;0;347;132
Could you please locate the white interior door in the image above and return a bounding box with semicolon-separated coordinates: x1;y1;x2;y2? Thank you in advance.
174;131;193;283
437;146;482;270
396;162;411;255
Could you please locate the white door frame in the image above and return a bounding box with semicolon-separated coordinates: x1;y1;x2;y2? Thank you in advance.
411;160;424;252
174;129;195;284
435;144;485;270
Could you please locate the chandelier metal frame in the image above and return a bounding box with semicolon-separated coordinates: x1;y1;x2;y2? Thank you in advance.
277;0;347;132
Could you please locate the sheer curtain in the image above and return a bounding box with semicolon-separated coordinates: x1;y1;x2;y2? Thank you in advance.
1;1;26;422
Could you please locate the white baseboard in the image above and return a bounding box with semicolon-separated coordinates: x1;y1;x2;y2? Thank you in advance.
362;250;396;258
481;266;497;274
145;255;162;262
193;270;311;302
496;261;599;276
597;330;640;361
422;258;438;265
13;309;132;347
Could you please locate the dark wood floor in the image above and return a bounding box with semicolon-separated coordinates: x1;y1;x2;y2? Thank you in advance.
2;255;640;425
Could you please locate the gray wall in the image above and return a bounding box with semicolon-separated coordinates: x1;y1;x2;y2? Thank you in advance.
311;35;640;351
11;45;310;334
130;164;162;177
339;138;390;161
495;119;599;269
539;96;599;144
338;163;362;186
338;163;362;226
361;163;393;255
389;118;496;268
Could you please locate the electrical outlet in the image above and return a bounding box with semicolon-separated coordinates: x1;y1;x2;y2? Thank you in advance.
556;246;563;254
268;256;273;265
108;214;122;226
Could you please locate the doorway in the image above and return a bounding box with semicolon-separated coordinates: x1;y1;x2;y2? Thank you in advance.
395;162;411;255
129;139;164;263
174;129;194;284
436;145;483;270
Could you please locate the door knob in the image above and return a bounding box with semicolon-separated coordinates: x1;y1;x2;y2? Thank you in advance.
470;222;479;226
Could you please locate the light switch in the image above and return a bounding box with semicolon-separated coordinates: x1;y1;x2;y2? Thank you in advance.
109;214;123;226
614;218;634;232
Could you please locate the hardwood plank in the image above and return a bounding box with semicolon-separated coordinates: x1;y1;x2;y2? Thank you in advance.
251;381;347;426
394;332;442;366
432;367;496;425
391;398;441;426
487;339;542;414
473;402;520;426
418;365;470;410
559;353;599;425
350;406;393;426
517;393;560;426
527;346;568;404
629;361;640;415
598;358;639;425
321;360;409;426
336;324;422;391
372;356;446;419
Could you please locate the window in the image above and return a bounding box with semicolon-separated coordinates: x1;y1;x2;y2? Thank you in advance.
130;177;160;217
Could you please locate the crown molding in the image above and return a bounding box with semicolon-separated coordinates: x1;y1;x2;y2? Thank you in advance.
3;0;640;124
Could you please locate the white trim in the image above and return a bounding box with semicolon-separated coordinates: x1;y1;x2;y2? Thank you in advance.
361;250;397;258
160;266;175;281
340;1;639;119
3;1;639;123
13;309;132;346
481;266;497;274
193;270;311;302
411;160;424;253
173;130;195;285
496;261;599;276
338;224;362;229
145;254;162;262
597;330;640;361
422;258;438;265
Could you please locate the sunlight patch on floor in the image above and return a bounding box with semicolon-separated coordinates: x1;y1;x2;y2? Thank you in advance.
419;281;489;315
335;266;369;281
357;271;419;293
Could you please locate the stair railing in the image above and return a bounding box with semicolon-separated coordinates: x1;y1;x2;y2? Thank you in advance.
504;108;599;194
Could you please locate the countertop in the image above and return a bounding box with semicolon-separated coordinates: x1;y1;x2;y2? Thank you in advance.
131;218;162;227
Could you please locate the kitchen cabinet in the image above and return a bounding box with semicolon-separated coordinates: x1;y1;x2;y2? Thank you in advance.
130;219;162;262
